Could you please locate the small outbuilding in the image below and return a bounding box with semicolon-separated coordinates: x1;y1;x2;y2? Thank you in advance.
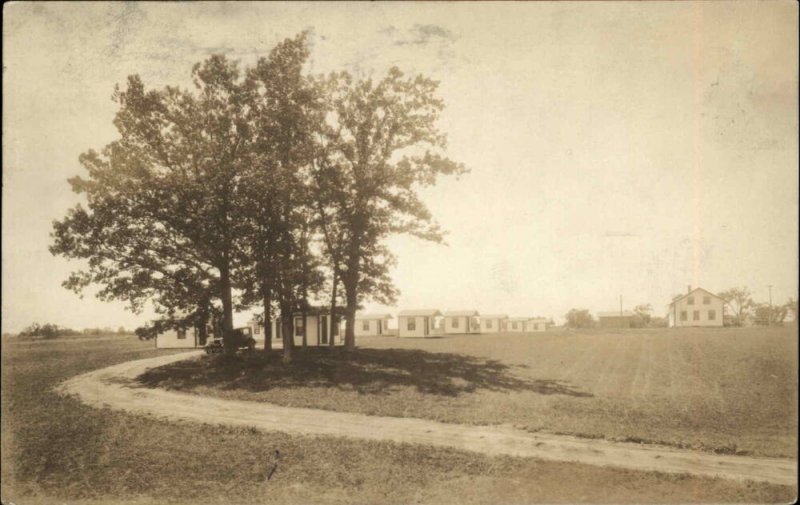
442;310;481;335
354;313;393;337
480;314;508;333
398;309;442;338
597;310;635;328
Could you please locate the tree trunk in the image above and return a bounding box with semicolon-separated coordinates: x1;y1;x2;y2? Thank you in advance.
263;287;272;352
344;279;357;352
281;307;294;363
219;260;235;355
329;269;339;347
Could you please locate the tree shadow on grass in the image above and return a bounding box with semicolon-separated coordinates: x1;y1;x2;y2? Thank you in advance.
136;347;593;398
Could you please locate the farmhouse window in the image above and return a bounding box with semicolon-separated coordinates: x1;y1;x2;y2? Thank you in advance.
708;310;716;320
680;311;687;321
693;310;700;321
407;319;416;331
362;321;369;331
452;318;459;328
294;317;304;336
703;296;711;305
177;329;186;339
688;296;695;305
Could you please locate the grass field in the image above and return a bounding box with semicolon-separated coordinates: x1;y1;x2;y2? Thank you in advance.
141;326;799;459
1;331;796;504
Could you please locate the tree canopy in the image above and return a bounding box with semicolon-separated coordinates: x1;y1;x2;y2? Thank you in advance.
51;33;464;360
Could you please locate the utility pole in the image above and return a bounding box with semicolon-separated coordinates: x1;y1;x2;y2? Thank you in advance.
768;285;773;327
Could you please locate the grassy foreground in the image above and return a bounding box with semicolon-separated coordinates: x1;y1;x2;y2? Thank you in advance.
141;327;798;459
2;333;796;504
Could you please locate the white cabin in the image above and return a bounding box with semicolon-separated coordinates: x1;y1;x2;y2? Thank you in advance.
507;318;529;332
480;314;508;333
155;327;201;349
526;318;548;332
249;308;341;346
354;313;393;337
442;310;481;334
398;309;442;338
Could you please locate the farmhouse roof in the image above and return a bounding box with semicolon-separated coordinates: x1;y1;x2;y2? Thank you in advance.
668;287;726;306
355;313;394;320
398;309;442;317
597;311;635;318
443;310;480;317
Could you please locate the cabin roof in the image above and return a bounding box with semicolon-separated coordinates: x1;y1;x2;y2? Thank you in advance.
443;310;480;317
398;309;442;317
355;313;394;320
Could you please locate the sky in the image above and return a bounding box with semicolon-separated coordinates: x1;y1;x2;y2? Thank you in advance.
3;1;798;332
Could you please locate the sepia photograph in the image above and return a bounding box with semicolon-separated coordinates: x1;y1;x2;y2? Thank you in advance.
2;1;798;504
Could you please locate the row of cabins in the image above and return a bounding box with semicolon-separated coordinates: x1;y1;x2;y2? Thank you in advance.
393;310;549;338
157;309;551;347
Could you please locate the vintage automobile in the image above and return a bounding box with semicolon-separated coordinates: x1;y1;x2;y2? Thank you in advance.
204;327;256;355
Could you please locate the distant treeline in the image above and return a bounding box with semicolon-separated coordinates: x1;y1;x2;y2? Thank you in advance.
13;323;131;339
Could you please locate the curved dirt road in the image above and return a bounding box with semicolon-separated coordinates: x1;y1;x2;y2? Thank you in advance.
57;351;797;486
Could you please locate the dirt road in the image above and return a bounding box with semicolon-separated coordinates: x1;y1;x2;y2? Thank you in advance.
57;351;797;486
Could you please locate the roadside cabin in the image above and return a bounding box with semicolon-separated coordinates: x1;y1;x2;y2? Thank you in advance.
597;311;635;328
442;310;481;335
668;287;725;328
507;317;529;332
155;327;202;349
480;314;508;333
526;317;549;332
250;307;342;346
354;313;393;337
398;309;442;338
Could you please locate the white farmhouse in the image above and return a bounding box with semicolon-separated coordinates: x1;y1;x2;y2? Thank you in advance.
480;314;508;333
442;310;480;335
398;309;442;337
668;287;725;328
354;313;393;337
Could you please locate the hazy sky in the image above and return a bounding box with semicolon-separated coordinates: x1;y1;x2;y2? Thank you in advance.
3;1;797;332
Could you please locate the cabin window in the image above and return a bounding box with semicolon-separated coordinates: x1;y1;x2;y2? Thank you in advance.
693;310;700;321
362;321;370;331
176;329;186;340
294;317;304;337
680;311;687;321
687;296;695;305
703;296;711;305
512;322;518;330
452;318;459;328
407;319;416;331
708;310;716;320
486;320;493;329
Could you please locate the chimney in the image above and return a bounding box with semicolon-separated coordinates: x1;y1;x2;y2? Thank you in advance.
687;284;692;294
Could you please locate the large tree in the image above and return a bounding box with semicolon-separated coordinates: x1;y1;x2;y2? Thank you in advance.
51;55;254;353
310;68;465;351
719;287;753;327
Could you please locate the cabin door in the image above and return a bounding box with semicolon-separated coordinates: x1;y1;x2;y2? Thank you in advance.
320;316;328;344
424;317;429;336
